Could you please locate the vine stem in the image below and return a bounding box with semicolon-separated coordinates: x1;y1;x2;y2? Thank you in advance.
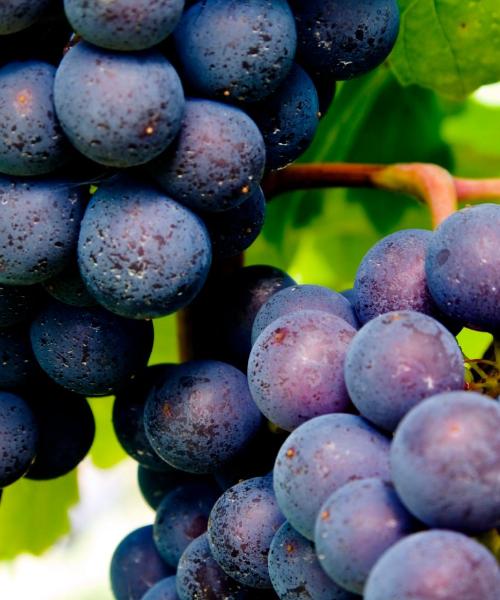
454;178;500;203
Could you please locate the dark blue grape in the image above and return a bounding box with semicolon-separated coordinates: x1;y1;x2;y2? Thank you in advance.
269;521;359;600
364;530;500;600
249;310;356;431
251;284;358;344
202;187;266;259
174;0;297;103
64;0;184;51
291;0;400;80
30;301;153;396
150;99;265;213
110;525;175;600
344;311;465;432
207;475;285;589
0;0;51;35
0;176;86;285
0;323;41;389
340;288;356;304
138;465;206;510
0;391;38;487
78;176;211;320
144;360;262;474
425;204;500;332
142;576;179;600
114;365;177;471
54;42;185;168
154;481;221;568
273;414;391;540
307;71;336;118
248;64;319;170
391;391;500;533
176;533;253;600
42;260;97;307
314;478;415;594
26;386;95;480
0;61;70;175
0;283;42;328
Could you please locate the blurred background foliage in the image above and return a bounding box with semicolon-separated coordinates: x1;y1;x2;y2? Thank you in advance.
1;1;500;596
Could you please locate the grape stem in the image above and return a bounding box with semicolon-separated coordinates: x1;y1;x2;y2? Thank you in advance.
263;162;500;228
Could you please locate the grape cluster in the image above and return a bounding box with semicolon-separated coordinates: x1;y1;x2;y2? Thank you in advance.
0;1;499;600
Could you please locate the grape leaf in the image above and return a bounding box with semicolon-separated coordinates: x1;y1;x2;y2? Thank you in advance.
0;472;78;560
390;0;500;98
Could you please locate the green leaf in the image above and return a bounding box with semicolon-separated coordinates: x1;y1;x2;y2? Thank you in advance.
390;0;500;99
88;395;126;470
0;472;79;560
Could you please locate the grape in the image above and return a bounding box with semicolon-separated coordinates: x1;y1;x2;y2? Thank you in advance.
307;72;336;119
0;61;70;175
202;187;266;259
364;530;500;600
144;360;262;474
30;301;153;396
42;260;97;307
314;478;415;594
268;521;359;600
291;0;400;80
110;525;175;600
340;289;355;304
425;204;500;332
344;311;465;432
150;99;265;213
0;283;42;328
176;533;252;600
247;64;319;170
64;0;184;51
77;176;212;320
248;310;356;431
138;466;209;510
391;391;500;533
174;0;297;103
251;284;359;344
0;391;38;487
0;176;86;285
154;481;221;568
26;386;95;480
207;475;285;589
0;323;41;389
113;365;177;471
354;229;450;325
142;576;179;600
0;0;51;35
54;42;185;168
273;414;391;540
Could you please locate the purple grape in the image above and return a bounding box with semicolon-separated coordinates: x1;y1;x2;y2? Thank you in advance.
425;204;500;332
176;533;253;599
64;0;184;51
173;0;297;103
138;465;196;510
0;283;42;328
42;261;97;308
391;391;500;533
344;311;465;432
110;525;174;600
314;479;415;594
364;530;500;600
144;360;262;473
251;284;358;344
207;475;285;589
273;414;391;540
142;576;179;600
0;0;51;36
154;481;221;568
0;323;41;389
268;521;359;600
248;310;356;431
30;301;153;396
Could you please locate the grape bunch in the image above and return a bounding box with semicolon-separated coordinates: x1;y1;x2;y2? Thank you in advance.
0;1;499;599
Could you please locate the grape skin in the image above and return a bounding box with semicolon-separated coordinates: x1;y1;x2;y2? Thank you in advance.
0;0;51;35
273;414;391;540
54;42;185;168
0;283;42;328
248;310;356;431
0;324;41;389
42;261;97;308
391;391;500;533
344;311;465;432
364;530;500;600
64;0;184;51
142;576;179;600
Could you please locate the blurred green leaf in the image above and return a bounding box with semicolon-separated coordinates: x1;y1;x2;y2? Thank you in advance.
390;0;500;98
0;472;78;560
88;395;126;470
